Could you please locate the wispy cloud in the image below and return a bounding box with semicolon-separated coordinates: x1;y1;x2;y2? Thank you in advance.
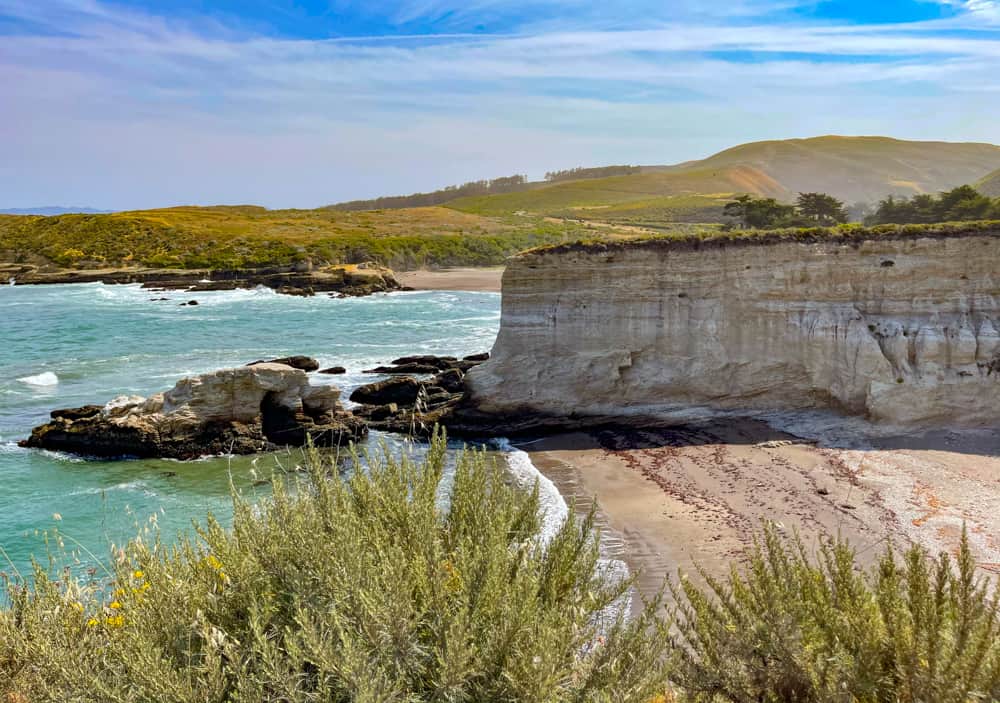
1;0;999;208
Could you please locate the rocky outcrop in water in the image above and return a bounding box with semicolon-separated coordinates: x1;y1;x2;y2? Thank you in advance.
20;364;365;459
350;353;489;435
461;227;1000;430
5;262;400;298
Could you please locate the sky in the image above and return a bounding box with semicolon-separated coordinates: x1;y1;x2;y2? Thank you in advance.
1;0;1000;209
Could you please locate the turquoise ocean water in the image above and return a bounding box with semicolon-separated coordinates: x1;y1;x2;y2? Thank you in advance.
0;282;508;580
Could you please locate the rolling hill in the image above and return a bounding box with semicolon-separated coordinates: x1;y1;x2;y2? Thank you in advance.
975;168;1000;197
442;136;1000;227
668;136;1000;204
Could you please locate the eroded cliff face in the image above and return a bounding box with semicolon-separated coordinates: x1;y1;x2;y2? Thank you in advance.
465;232;1000;428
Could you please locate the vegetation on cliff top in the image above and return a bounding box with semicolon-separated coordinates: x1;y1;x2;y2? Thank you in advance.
3;436;999;701
0;206;607;271
524;219;1000;257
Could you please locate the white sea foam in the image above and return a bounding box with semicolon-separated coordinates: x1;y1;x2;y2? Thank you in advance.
17;371;59;386
68;480;149;496
494;438;568;546
495;439;632;626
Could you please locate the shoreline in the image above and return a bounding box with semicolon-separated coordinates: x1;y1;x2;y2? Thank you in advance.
395;267;504;292
521;419;1000;602
1;262;399;297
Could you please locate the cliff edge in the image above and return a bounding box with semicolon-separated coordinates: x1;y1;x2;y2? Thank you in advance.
463;226;1000;429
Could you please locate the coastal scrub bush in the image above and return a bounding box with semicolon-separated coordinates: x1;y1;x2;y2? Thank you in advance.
669;524;1000;702
0;434;671;702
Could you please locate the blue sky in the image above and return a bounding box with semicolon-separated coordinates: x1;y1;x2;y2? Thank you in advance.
1;0;999;209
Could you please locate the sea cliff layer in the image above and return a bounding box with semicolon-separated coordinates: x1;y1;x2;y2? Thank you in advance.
463;227;1000;429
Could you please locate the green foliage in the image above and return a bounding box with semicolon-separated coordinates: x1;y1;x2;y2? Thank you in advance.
723;193;847;230
1;435;671;702
544;166;642;183
796;192;848;225
866;185;1000;225
722;195;798;229
331;174;531;211
669;524;1000;702
0;208;593;271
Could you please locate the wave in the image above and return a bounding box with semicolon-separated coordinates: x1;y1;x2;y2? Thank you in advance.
494;438;568;546
494;438;632;627
17;371;58;386
67;480;151;497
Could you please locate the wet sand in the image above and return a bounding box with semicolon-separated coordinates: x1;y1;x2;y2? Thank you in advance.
396;267;504;292
521;420;1000;601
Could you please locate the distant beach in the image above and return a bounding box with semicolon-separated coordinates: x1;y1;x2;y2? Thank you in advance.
396;267;504;292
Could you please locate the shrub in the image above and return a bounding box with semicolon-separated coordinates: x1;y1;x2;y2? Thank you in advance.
1;434;671;702
669;524;1000;702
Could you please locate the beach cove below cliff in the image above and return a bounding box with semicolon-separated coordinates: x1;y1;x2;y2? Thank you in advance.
520;418;1000;600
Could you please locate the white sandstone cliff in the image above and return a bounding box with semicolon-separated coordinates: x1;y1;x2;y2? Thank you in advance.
465;231;1000;428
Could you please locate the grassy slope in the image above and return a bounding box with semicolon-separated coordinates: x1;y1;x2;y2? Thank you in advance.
677;135;1000;204
975;168;1000;197
448;165;786;225
0;205;605;271
447;136;1000;227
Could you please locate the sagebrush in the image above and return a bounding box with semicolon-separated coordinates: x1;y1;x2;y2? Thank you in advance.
1;435;670;702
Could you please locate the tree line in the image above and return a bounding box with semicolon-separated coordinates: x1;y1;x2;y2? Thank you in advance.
544;165;640;182
331;165;644;211
864;185;1000;225
723;192;849;229
331;175;529;211
724;185;1000;229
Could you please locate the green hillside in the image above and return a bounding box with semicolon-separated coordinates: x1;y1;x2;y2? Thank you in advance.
975;168;1000;197
446;136;1000;226
0;206;610;271
448;165;786;226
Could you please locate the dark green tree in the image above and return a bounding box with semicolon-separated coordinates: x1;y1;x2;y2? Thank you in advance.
796;192;848;225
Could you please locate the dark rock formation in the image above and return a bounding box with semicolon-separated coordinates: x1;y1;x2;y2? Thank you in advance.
8;263;401;298
20;364;365;460
350;377;422;406
50;405;103;421
319;366;347;375
362;353;490;375
248;356;320;372
347;352;490;436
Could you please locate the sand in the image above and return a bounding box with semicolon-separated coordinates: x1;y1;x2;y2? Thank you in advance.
396;267;504;292
521;420;1000;602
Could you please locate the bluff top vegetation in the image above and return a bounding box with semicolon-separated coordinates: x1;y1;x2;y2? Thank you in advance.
3;435;999;702
0;206;611;271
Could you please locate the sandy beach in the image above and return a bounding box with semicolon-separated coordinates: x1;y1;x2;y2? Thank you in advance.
396;267;504;292
522;420;1000;602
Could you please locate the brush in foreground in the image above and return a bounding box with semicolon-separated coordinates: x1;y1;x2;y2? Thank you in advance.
1;433;670;702
670;524;1000;702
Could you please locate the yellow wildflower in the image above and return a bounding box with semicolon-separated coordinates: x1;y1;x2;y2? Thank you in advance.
133;570;145;579
106;615;124;628
86;618;99;627
109;601;122;610
205;555;222;570
70;601;84;613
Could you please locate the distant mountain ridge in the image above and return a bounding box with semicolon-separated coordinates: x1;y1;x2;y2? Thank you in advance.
0;206;113;216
